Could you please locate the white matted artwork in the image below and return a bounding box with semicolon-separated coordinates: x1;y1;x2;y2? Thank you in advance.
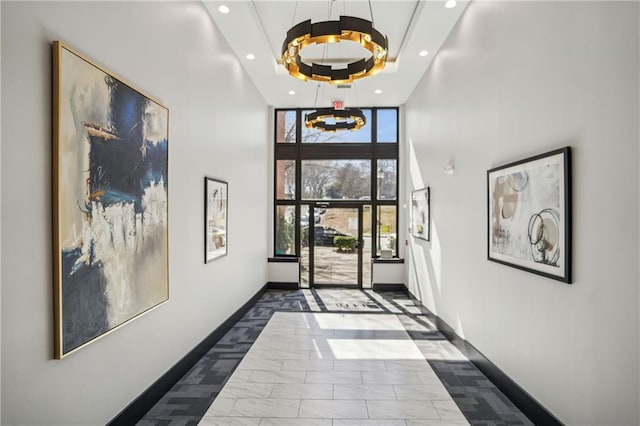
487;147;572;283
411;187;430;241
205;177;228;263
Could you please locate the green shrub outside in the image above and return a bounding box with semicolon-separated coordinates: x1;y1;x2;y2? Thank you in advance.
334;236;357;252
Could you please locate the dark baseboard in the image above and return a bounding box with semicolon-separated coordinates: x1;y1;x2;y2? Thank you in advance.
266;281;299;290
372;258;405;264
108;283;269;426
267;257;298;263
311;284;360;289
372;283;408;293
405;290;562;426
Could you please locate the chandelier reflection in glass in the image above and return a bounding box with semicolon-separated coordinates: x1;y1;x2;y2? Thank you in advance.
304;107;366;132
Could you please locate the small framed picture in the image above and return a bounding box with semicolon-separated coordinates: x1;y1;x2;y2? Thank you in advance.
411;187;430;241
205;177;228;263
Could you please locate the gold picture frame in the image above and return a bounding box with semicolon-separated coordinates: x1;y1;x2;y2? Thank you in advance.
53;41;170;358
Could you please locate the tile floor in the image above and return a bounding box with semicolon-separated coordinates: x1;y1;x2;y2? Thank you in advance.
200;311;469;425
139;289;532;426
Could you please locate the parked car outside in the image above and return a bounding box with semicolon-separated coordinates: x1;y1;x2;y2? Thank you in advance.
301;226;350;247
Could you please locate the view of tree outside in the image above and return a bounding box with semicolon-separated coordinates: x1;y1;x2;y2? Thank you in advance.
276;110;296;143
377;159;397;200
276;160;295;199
275;205;295;255
301;160;371;200
274;108;399;264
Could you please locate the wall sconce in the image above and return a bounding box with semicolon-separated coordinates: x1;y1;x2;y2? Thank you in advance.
443;162;455;175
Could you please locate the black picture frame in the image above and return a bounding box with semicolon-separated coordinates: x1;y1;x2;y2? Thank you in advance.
487;147;572;283
205;177;228;263
411;187;430;241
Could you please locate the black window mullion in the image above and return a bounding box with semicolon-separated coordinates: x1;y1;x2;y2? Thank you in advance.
273;107;399;260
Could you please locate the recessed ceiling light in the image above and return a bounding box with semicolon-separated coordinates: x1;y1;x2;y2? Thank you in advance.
246;53;255;60
288;90;296;95
445;0;457;8
218;5;230;14
419;50;429;57
374;89;383;95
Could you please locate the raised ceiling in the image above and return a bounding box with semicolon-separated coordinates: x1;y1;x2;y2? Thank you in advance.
204;0;469;108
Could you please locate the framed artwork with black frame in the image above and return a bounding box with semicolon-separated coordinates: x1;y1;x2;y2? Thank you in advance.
411;187;430;241
487;147;572;283
205;177;228;263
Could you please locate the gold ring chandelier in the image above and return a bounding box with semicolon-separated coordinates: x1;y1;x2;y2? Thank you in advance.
281;15;388;84
305;107;366;132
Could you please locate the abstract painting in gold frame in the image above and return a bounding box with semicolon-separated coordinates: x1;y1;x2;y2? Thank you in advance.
53;41;169;358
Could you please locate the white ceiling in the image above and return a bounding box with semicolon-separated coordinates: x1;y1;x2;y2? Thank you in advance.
203;0;469;108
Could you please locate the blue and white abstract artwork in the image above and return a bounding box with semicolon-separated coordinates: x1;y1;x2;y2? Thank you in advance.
53;42;169;358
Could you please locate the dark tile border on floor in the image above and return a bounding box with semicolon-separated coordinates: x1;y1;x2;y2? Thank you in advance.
406;289;563;426
108;284;270;426
126;288;544;425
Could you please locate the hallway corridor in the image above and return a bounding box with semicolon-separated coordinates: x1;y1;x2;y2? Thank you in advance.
139;290;531;425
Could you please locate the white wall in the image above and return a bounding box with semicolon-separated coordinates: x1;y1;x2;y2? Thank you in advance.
1;2;269;424
372;263;405;285
405;2;639;425
268;262;299;283
0;2;3;420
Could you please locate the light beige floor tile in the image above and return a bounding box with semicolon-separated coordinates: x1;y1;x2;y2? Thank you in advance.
299;399;368;419
367;400;439;420
262;350;311;360
416;371;442;385
363;371;422;385
271;383;333;399
281;359;334;371
333;360;387;372
259;419;332;426
433;400;467;420
333;330;378;338
237;357;283;371
406;420;469;426
229;398;300;418
227;370;253;383
313;313;405;331
198;417;260;425
414;341;467;361
294;328;335;337
289;339;334;351
333;420;407;426
252;339;298;350
393;384;452;401
306;371;363;384
203;397;236;417
325;339;423;360
217;383;274;399
248;370;307;384
334;384;397;400
384;360;432;372
309;350;338;360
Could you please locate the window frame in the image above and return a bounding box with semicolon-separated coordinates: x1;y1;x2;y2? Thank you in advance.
273;107;399;259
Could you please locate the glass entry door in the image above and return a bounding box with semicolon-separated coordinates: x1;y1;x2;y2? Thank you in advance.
307;204;363;287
